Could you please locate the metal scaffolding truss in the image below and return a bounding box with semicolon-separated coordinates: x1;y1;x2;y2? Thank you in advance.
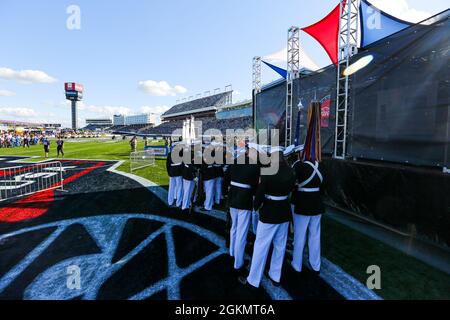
252;56;262;93
334;0;359;159
252;56;262;132
285;27;300;147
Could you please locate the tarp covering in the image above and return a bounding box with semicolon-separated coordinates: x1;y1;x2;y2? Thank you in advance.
255;80;287;143
360;0;414;48
255;9;450;167
349;9;450;167
302;1;345;64
322;157;450;247
294;66;337;154
254;10;450;248
262;60;288;79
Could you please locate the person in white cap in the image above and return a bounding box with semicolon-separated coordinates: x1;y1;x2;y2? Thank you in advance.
167;143;184;208
290;151;324;274
240;147;296;288
224;143;260;275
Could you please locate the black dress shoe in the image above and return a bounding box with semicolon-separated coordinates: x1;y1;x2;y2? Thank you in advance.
264;270;281;287
306;262;320;275
238;277;259;291
234;267;247;278
238;276;248;285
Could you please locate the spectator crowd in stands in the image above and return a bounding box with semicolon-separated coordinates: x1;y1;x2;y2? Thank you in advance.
125;116;253;137
0;131;41;148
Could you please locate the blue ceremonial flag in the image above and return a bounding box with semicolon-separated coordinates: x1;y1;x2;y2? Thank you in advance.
360;0;414;48
262;61;288;79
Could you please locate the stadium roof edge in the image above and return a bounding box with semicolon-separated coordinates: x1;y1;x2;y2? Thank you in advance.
0;119;45;127
162;90;233;117
161;106;217;120
220;99;252;109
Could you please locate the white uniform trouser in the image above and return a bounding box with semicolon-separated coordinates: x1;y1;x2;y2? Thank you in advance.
168;176;183;207
247;221;289;288
251;211;259;234
203;179;215;211
214;177;222;204
291;212;322;272
229;208;252;269
182;179;195;210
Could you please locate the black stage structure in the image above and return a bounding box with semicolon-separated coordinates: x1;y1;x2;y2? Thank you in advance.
253;10;450;247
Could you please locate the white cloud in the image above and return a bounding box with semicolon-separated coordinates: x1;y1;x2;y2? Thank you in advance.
0;67;57;84
0;90;16;97
77;103;132;116
369;0;431;22
138;80;187;97
0;107;37;118
140;105;170;115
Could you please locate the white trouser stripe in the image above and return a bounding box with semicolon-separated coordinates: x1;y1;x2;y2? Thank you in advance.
203;180;215;210
229;208;252;269
247;221;289;288
181;179;195;210
291;213;322;272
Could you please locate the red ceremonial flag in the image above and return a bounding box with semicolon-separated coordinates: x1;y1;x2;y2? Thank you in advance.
302;1;346;64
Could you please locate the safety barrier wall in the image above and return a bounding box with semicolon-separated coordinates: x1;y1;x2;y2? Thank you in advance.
0;162;64;202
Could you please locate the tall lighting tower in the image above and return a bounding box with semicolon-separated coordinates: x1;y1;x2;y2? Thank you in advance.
64;83;84;130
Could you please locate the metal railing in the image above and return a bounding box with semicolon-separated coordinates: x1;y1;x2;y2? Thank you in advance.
130;150;156;173
0;161;64;202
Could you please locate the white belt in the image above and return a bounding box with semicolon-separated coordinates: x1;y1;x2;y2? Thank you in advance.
231;181;252;189
265;195;288;201
298;187;320;192
171;163;182;167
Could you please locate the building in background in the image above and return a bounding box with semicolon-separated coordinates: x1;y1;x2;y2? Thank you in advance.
215;99;252;120
0;120;62;133
84;118;113;131
42;124;62;130
124;113;157;126
113;86;253;139
85;119;113;126
113;115;126;126
110;113;158;133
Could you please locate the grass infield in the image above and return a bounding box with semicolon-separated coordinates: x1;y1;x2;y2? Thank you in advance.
1;137;449;300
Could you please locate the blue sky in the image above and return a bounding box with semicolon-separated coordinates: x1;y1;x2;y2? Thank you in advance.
0;0;448;127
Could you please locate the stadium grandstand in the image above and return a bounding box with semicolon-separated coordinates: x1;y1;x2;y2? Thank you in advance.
83;118;113;131
113;87;253;138
0;120;61;132
108;113;157;133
